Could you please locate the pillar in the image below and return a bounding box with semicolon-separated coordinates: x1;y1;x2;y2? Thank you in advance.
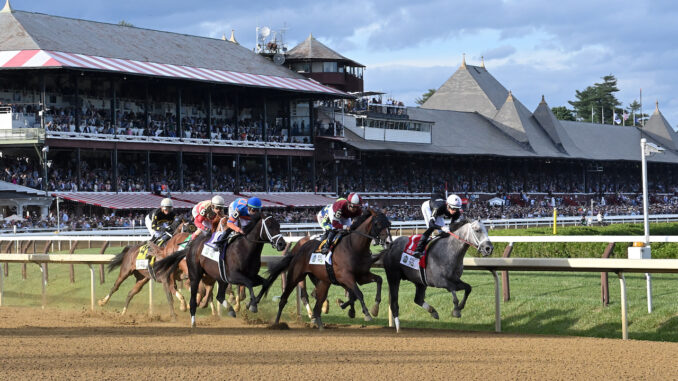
145;151;151;192
177;151;184;192
176;87;183;139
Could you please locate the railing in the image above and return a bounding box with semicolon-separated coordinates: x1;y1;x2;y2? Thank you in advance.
46;130;314;150
0;127;45;142
2;248;678;340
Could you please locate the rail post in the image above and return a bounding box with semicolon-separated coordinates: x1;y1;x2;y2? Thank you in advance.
148;278;153;315
40;263;47;309
501;242;513;302
21;240;32;280
42;241;52;282
99;242;109;284
600;242;615;306
69;241;77;283
0;259;3;307
617;271;628;340
491;270;501;332
89;264;95;311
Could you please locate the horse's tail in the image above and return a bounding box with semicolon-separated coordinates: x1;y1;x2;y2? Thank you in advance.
259;253;295;299
153;249;187;281
107;246;132;273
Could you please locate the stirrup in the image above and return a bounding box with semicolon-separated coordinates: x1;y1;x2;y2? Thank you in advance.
412;251;423;259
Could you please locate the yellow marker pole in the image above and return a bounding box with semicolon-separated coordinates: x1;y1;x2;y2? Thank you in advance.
553;208;557;235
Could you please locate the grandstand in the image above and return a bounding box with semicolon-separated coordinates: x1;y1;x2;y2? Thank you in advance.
1;2;678;225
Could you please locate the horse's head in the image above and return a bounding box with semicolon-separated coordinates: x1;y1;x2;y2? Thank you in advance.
453;219;493;257
351;209;392;249
255;214;287;251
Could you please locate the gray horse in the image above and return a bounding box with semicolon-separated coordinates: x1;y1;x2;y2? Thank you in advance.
383;219;493;332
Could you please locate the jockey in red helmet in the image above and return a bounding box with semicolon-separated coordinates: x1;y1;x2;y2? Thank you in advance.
317;192;363;254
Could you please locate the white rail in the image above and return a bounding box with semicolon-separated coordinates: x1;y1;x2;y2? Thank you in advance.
2;252;678;340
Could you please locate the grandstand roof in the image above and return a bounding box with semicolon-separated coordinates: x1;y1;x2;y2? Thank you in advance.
0;9;345;95
642;104;678;151
51;192;333;210
287;34;364;67
0;180;48;196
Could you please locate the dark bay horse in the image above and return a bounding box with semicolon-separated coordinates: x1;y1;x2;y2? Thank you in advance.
259;209;391;329
98;223;192;319
154;214;286;327
382;219;493;332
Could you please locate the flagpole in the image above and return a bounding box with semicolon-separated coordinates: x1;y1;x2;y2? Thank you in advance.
601;106;604;124
640;88;643;127
591;105;594;124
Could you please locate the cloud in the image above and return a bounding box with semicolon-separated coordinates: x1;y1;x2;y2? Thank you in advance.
480;45;516;60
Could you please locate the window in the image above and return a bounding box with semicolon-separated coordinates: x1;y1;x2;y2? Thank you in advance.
323;62;337;72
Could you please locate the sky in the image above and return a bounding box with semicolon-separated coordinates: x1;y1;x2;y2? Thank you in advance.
10;0;678;125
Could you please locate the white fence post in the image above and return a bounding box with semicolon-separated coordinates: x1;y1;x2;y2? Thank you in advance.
89;264;95;311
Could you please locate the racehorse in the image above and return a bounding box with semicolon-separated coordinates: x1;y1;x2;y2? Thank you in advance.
98;222;192;319
153;214;286;327
381;219;493;332
258;209;391;329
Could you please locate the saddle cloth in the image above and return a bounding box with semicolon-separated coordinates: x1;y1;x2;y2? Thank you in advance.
403;235;427;268
135;244;155;270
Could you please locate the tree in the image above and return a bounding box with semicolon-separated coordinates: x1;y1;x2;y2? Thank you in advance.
118;20;135;27
551;106;576;121
415;89;436;106
568;75;622;124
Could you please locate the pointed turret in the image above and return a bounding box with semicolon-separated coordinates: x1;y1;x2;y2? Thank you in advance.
532;96;584;155
461;53;466;68
480;56;485;68
228;29;238;45
643;102;678;150
1;0;12;13
422;61;509;117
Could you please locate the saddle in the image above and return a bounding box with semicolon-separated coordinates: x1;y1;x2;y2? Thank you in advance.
317;231;347;254
136;244;157;279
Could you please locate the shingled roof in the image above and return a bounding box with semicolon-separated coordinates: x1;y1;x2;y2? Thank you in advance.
286;34;364;67
642;102;678;151
422;62;509;118
0;9;302;79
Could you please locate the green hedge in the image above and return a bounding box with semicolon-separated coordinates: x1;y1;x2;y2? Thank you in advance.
484;223;678;259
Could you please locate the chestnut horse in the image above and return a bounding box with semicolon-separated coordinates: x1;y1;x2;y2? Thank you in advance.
258;209;391;329
98;222;192;319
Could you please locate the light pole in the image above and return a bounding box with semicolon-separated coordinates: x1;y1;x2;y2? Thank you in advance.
639;138;664;313
41;146;49;196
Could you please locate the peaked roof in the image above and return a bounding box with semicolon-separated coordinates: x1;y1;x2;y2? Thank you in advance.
286;34;364;67
642;104;678;151
422;64;509;118
532;96;585;156
0;10;300;79
490;92;531;145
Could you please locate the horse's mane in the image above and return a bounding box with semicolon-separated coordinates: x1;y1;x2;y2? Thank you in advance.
350;209;373;231
242;213;263;235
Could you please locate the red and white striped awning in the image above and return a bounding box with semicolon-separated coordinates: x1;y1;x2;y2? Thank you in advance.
0;49;347;96
53;192;195;210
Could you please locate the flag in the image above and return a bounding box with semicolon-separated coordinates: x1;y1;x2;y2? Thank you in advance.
622;112;629;121
614;117;622;125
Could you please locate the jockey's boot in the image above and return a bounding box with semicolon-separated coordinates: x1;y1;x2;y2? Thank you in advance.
413;226;436;258
321;230;337;254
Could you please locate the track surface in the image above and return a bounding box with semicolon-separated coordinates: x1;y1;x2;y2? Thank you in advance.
1;307;676;380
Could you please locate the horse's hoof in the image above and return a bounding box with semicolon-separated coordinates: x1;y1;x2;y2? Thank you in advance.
336;298;344;307
249;304;258;313
233;303;241;312
180;304;187;312
431;310;439;320
318;325;325;331
227;310;236;318
370;304;380;317
452;309;461;318
97;300;106;307
364;314;373;322
348;309;355;319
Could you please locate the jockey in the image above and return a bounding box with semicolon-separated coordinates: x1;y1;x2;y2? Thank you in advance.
413;193;463;258
190;195;226;240
145;198;176;245
226;196;262;234
316;192;363;254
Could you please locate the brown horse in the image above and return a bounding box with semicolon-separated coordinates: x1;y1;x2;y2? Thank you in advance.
98;223;192;319
154;213;287;327
258;209;391;329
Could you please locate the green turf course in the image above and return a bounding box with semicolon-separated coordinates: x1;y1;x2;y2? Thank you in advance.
1;222;678;341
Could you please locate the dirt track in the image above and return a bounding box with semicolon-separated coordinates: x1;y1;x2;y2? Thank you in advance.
0;307;676;380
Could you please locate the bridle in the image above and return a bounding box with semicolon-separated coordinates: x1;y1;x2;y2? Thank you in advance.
350;214;392;247
245;216;285;248
448;221;490;251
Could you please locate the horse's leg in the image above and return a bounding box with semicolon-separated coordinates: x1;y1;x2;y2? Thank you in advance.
172;275;188;312
357;272;383;317
227;271;259;313
98;268;131;306
275;270;301;325
343;278;372;322
312;280;331;330
450;280;472;318
413;283;439;320
298;278;313;319
337;290;357;319
386;270;402;332
225;283;236;305
121;272;149;316
216;280;236;318
161;276;177;320
188;264;205;328
309;274;329;314
198;281;213;308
